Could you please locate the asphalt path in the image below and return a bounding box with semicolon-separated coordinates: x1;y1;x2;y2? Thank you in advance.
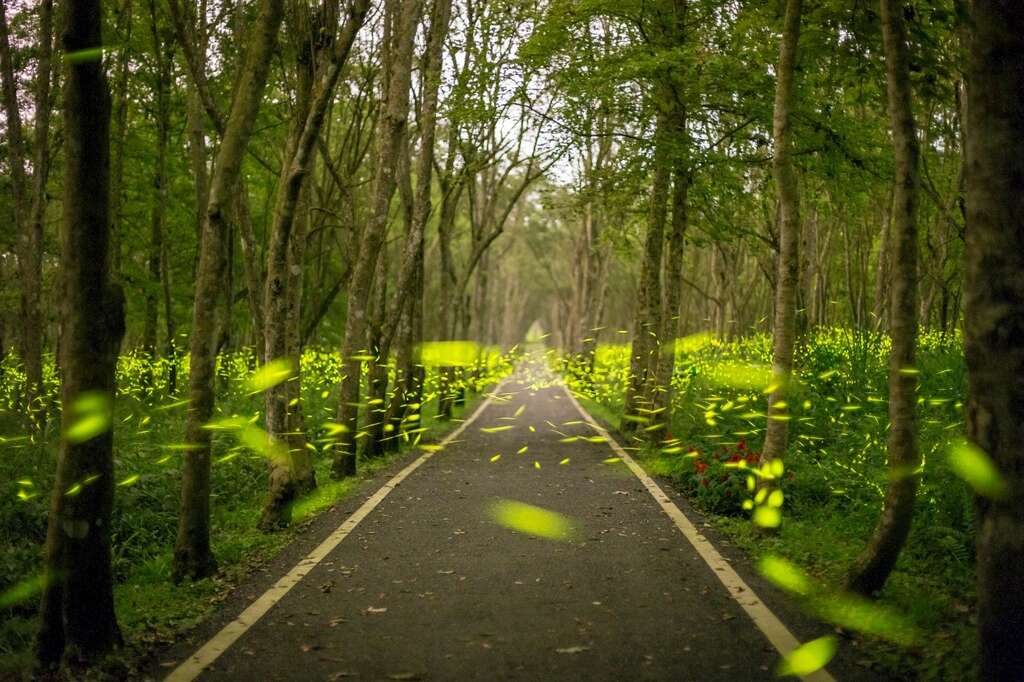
157;363;881;682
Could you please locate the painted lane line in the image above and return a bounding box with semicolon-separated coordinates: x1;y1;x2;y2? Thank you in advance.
165;382;508;682
561;385;837;682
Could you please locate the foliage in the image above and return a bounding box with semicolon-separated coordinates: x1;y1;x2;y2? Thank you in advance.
0;346;514;673
559;327;975;678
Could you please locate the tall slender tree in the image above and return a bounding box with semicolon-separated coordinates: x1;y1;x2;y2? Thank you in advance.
0;0;54;429
846;0;921;596
35;0;125;666
333;0;421;479
760;0;803;479
173;0;287;581
621;111;669;435
384;0;454;451
260;0;371;528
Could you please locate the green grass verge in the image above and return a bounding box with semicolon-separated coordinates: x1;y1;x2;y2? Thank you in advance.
0;391;491;677
575;394;976;681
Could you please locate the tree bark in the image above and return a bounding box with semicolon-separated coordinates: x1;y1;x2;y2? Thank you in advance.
964;2;1024;678
35;0;125;666
621;111;669;436
384;0;453;447
653;163;689;434
760;0;803;476
846;0;921;596
109;0;132;280
260;0;369;529
650;0;689;436
173;0;286;581
143;0;172;389
1;0;53;428
333;0;421;478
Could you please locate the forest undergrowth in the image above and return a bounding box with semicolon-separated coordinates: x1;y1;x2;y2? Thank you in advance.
559;327;973;680
0;348;514;675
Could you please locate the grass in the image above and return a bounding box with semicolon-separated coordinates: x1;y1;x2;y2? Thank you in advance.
560;328;977;680
0;347;512;676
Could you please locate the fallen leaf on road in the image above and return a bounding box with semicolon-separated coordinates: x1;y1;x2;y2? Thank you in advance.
556;646;591;654
387;673;422;680
362;606;388;615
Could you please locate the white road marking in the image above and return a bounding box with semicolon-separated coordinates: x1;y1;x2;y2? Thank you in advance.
165;384;507;682
561;385;837;682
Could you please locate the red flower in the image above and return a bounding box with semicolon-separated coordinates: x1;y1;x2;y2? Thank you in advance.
728;453;742;463
695;461;708;474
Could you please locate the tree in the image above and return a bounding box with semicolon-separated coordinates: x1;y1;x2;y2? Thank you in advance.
384;0;454;449
173;0;286;581
964;1;1024;677
141;0;173;389
846;0;921;597
760;0;803;478
0;0;54;429
333;0;421;478
35;0;126;667
260;0;371;528
621;111;669;435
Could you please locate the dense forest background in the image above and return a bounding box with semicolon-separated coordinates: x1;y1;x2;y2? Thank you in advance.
1;0;1022;679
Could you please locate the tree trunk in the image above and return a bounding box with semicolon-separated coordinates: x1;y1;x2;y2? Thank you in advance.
621;112;669;436
384;0;451;440
260;0;369;528
1;0;53;429
333;0;421;478
847;0;921;596
760;0;803;478
173;0;286;581
109;0;132;280
35;0;125;666
872;194;893;331
964;2;1024;678
653;163;689;436
143;0;171;390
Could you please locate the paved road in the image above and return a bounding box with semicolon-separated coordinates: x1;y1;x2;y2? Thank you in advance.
160;364;859;681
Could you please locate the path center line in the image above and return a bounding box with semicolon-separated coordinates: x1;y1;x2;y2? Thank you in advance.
165;381;507;682
560;384;836;682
